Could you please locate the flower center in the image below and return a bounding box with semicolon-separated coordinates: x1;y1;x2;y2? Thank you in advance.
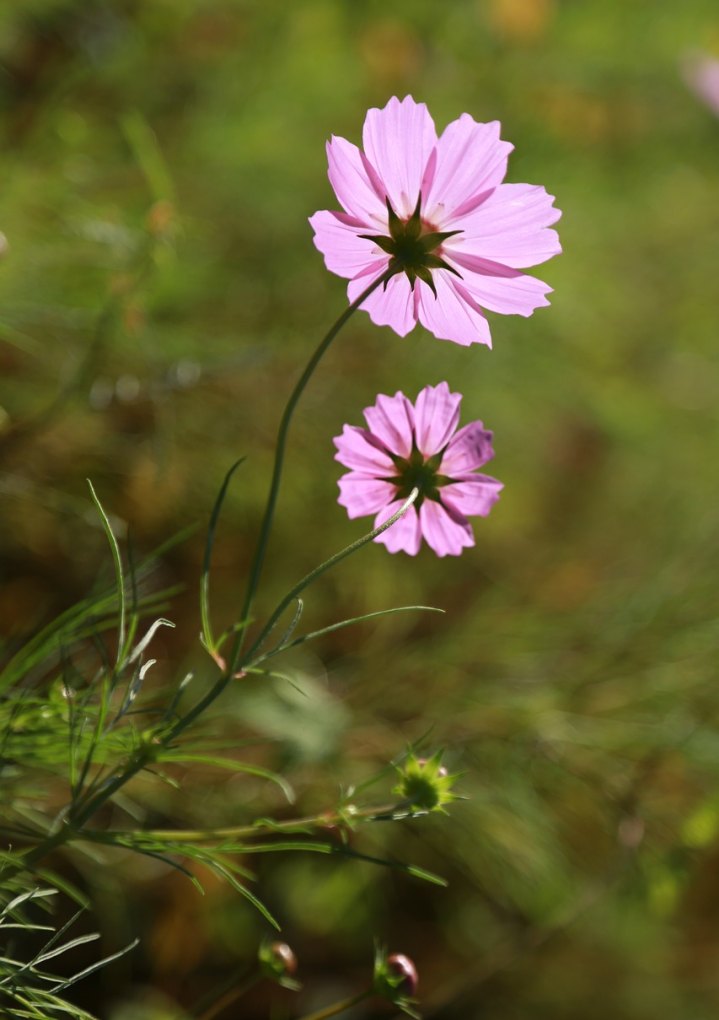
360;194;462;296
389;447;447;507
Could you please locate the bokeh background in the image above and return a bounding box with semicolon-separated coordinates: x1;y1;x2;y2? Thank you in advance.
2;0;719;1017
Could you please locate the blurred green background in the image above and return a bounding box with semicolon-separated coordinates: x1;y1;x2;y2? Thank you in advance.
2;0;719;1017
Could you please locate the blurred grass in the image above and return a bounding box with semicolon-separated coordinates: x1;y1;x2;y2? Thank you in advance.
2;0;719;1017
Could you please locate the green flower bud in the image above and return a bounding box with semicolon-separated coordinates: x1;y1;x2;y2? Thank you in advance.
394;751;458;813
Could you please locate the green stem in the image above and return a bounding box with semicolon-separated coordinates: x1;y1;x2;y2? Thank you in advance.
296;989;372;1020
75;802;401;846
228;268;393;676
243;487;418;664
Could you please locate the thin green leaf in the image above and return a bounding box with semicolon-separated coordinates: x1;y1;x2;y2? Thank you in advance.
33;933;101;968
244;487;419;663
159;752;295;803
125;849;205;890
49;938;140;993
127;617;175;665
214;616;252;653
86;480;126;669
271;597;304;653
206;858;280;930
34;872;90;911
253;604;444;665
1;888;57;917
219;840;334;855
331;845;448;887
243;666;307;695
201;458;246;656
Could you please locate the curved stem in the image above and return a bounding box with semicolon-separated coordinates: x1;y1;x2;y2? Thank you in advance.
228;268;393;676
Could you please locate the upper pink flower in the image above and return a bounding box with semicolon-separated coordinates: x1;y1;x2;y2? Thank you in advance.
333;382;502;557
310;96;561;348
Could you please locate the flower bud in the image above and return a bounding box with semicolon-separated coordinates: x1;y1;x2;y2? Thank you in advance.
259;940;297;980
374;947;419;1006
393;751;457;813
387;953;418;997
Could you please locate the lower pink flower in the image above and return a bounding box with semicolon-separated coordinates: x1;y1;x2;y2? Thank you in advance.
333;382;502;556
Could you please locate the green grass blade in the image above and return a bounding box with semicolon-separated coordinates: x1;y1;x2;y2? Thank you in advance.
253;604;444;665
201;458;246;657
86;480;125;669
159;752;295;803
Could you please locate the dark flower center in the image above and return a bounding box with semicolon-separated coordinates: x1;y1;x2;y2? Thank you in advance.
360;194;462;297
387;447;449;507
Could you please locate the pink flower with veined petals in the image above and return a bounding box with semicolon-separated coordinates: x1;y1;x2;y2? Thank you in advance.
333;382;502;557
310;95;561;348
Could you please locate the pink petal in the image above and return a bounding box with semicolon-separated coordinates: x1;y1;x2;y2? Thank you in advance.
447;253;552;317
440;476;503;518
419;499;474;557
452;183;562;269
309;210;384;279
362;96;437;218
423;116;514;225
348;269;418;337
363;391;415;458
415;271;492;347
440;421;495;473
684;54;719;116
326;136;387;224
413;382;462;457
333;425;395;474
374;500;423;556
337;473;397;519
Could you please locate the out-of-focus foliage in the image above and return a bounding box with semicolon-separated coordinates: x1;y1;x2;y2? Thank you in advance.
2;1;719;1017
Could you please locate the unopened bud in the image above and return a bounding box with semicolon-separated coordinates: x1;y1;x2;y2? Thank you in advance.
374;947;419;1005
387;953;418;997
259;941;297;980
394;751;457;813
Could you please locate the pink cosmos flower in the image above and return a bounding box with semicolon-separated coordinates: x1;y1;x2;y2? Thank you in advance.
683;52;719;117
333;382;502;556
310;95;561;348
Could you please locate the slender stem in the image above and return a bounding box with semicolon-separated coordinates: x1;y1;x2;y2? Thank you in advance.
296;989;372;1020
75;802;401;846
243;488;419;664
228;268;393;676
65;748;152;830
